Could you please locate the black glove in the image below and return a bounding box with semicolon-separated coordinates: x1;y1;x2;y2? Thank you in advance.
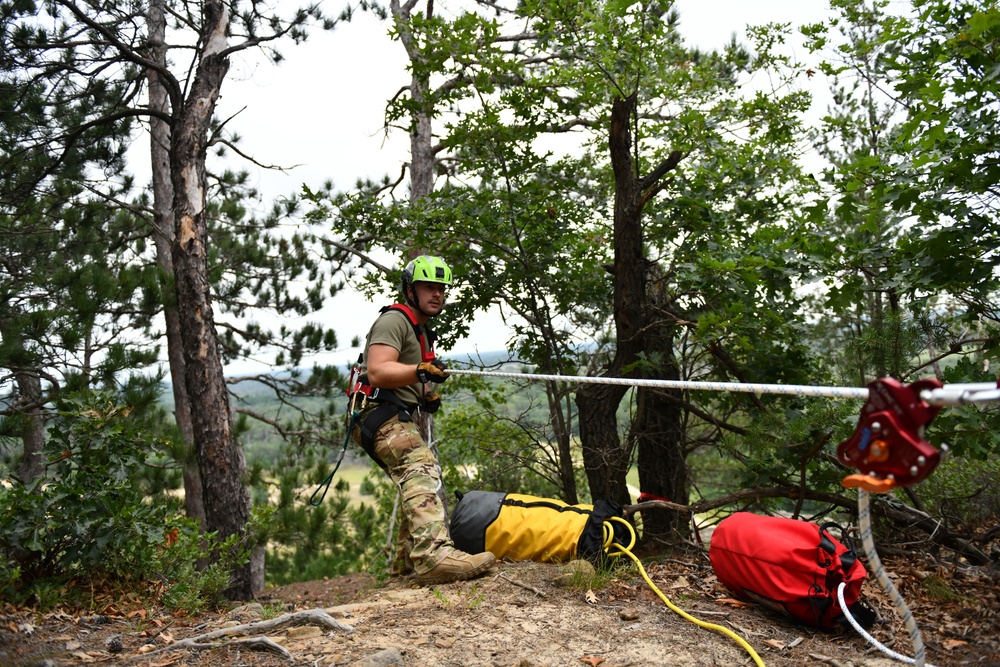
416;359;448;384
423;392;442;413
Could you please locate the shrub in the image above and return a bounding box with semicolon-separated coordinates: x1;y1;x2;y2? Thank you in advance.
0;394;172;587
0;392;254;612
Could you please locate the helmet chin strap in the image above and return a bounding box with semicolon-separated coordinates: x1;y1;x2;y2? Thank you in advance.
405;285;434;318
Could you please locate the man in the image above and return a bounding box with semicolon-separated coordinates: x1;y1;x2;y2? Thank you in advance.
350;255;497;584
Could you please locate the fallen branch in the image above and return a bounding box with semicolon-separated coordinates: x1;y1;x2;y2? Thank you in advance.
623;485;855;518
498;572;546;597
130;608;353;661
628;485;991;564
150;636;293;659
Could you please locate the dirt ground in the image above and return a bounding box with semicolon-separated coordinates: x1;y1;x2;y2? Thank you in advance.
2;552;998;667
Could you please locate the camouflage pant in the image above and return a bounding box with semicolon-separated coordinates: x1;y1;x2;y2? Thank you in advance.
352;411;452;575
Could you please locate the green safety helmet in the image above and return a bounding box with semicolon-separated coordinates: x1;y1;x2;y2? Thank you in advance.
401;255;452;314
401;255;452;292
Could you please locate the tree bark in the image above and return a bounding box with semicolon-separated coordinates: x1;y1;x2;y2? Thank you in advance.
169;0;256;600
577;381;632;505
634;265;687;540
577;94;646;509
14;368;46;484
147;0;205;529
0;315;47;484
577;93;689;542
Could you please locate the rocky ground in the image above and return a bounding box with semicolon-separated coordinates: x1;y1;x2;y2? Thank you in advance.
2;553;998;667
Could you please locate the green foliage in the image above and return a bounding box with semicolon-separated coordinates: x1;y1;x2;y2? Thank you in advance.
916;453;1000;528
261;474;382;586
926;353;1000;459
885;0;1000;311
801;0;1000;471
921;574;967;603
0;394;175;584
154;514;253;615
437;372;578;500
0;392;255;612
719;398;859;497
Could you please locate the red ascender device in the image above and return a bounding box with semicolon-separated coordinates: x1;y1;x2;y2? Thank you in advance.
838;377;945;494
838;377;1000;493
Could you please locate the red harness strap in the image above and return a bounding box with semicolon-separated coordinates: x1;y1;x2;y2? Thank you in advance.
346;303;436;398
380;303;436;362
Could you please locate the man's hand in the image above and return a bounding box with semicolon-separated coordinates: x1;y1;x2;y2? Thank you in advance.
423;392;442;413
416;359;448;384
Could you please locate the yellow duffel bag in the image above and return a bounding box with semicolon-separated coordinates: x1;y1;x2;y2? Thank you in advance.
450;490;631;563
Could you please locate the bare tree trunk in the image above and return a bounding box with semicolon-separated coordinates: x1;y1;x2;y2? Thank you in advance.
147;0;205;529
409;72;434;201
390;0;436;202
577;94;689;544
170;0;257;600
14;368;46;484
577;94;645;509
0;315;47;484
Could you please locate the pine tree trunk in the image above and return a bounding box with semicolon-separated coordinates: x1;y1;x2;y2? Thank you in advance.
391;0;435;202
14;368;45;484
0;316;46;484
169;0;257;600
147;0;205;529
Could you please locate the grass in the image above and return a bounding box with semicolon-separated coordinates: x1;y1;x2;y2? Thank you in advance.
330;464;377;507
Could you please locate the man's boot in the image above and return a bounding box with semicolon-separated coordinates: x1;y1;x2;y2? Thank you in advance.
416;548;496;585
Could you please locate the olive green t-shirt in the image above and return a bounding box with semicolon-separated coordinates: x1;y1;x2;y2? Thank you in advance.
361;308;425;407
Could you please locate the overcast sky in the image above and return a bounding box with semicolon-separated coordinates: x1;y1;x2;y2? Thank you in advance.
179;0;842;370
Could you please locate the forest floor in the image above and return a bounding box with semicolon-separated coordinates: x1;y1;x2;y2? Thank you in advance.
2;550;998;667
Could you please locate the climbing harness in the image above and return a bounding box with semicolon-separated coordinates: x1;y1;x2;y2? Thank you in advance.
314;304;448;501
345;304;437;465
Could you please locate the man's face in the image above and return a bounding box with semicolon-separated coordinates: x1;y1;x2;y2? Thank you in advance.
412;281;447;315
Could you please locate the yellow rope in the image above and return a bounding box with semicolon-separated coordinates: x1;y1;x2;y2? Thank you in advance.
602;517;767;667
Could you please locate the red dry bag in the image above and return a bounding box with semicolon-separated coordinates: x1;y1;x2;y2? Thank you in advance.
708;512;870;630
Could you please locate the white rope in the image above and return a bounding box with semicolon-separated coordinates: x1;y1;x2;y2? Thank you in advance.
448;369;871;399
450;368;997;406
837;582;937;667
857;488;927;667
